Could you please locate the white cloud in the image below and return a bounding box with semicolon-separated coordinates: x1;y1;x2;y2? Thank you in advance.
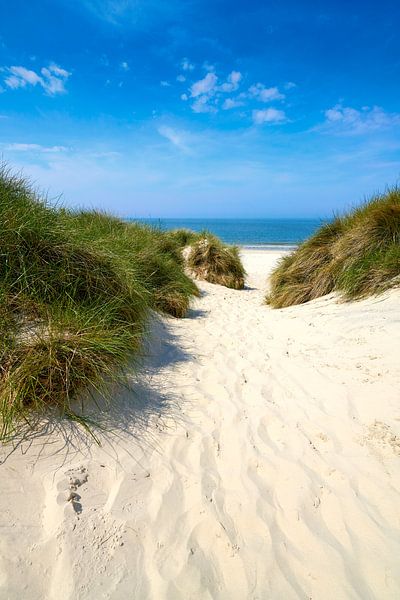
222;98;244;110
190;72;218;97
230;71;242;85
160;80;171;87
284;81;296;90
180;69;290;120
4;143;68;153
325;107;343;122
202;61;215;72
41;66;70;94
191;95;217;113
176;74;186;82
120;61;129;71
323;104;400;134
252;108;286;124
4;66;42;89
158;125;189;152
2;63;71;95
48;63;70;78
188;71;232;114
219;70;242;93
181;58;194;71
248;83;284;102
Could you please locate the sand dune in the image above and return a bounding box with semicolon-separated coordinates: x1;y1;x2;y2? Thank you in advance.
1;250;400;599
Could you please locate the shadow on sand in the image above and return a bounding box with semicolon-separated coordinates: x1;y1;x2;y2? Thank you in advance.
0;314;196;469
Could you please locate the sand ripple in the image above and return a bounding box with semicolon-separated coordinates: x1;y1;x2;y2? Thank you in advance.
1;250;400;599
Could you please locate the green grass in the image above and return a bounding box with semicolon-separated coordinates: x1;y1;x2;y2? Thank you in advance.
267;187;400;308
60;211;200;318
166;228;199;247
177;231;246;290
0;167;198;439
137;227;247;290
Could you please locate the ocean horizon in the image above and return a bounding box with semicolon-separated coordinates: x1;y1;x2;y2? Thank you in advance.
131;217;327;249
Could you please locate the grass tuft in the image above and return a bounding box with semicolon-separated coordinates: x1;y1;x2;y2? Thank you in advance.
267;187;400;307
186;233;246;289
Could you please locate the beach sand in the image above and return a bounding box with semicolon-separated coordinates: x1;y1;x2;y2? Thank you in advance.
1;249;400;599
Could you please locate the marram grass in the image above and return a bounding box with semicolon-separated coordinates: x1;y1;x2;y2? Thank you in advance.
60;211;200;318
185;232;246;290
0;166;198;438
267;188;400;308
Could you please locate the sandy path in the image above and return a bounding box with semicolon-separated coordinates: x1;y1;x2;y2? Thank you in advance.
1;250;400;599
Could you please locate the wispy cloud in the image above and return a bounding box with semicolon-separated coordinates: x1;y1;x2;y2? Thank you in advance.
4;143;68;152
160;80;171;87
157;125;190;152
2;63;71;95
41;64;71;94
89;151;121;159
76;0;186;27
322;104;400;134
120;61;129;71
252;108;286;124
4;66;42;89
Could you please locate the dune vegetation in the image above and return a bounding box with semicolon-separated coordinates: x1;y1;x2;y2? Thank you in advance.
0;166;246;438
162;228;246;290
0;167;200;439
267;188;400;308
60;212;200;318
166;228;199;248
182;232;246;290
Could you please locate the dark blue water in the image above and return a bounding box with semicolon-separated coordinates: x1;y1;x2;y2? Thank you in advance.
132;218;326;249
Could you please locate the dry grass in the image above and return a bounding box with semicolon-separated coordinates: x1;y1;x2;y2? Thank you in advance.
186;234;246;290
267;188;400;308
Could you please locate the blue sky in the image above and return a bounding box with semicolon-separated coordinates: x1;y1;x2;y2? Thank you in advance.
1;0;399;217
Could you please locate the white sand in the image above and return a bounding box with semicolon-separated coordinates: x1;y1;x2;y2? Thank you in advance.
1;249;400;599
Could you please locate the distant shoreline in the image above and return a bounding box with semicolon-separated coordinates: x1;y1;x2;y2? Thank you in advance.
239;243;297;251
129;217;326;248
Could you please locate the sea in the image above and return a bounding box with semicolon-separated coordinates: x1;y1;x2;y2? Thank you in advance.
133;218;327;250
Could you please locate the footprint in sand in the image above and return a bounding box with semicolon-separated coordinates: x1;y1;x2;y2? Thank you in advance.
57;466;88;514
361;421;400;458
